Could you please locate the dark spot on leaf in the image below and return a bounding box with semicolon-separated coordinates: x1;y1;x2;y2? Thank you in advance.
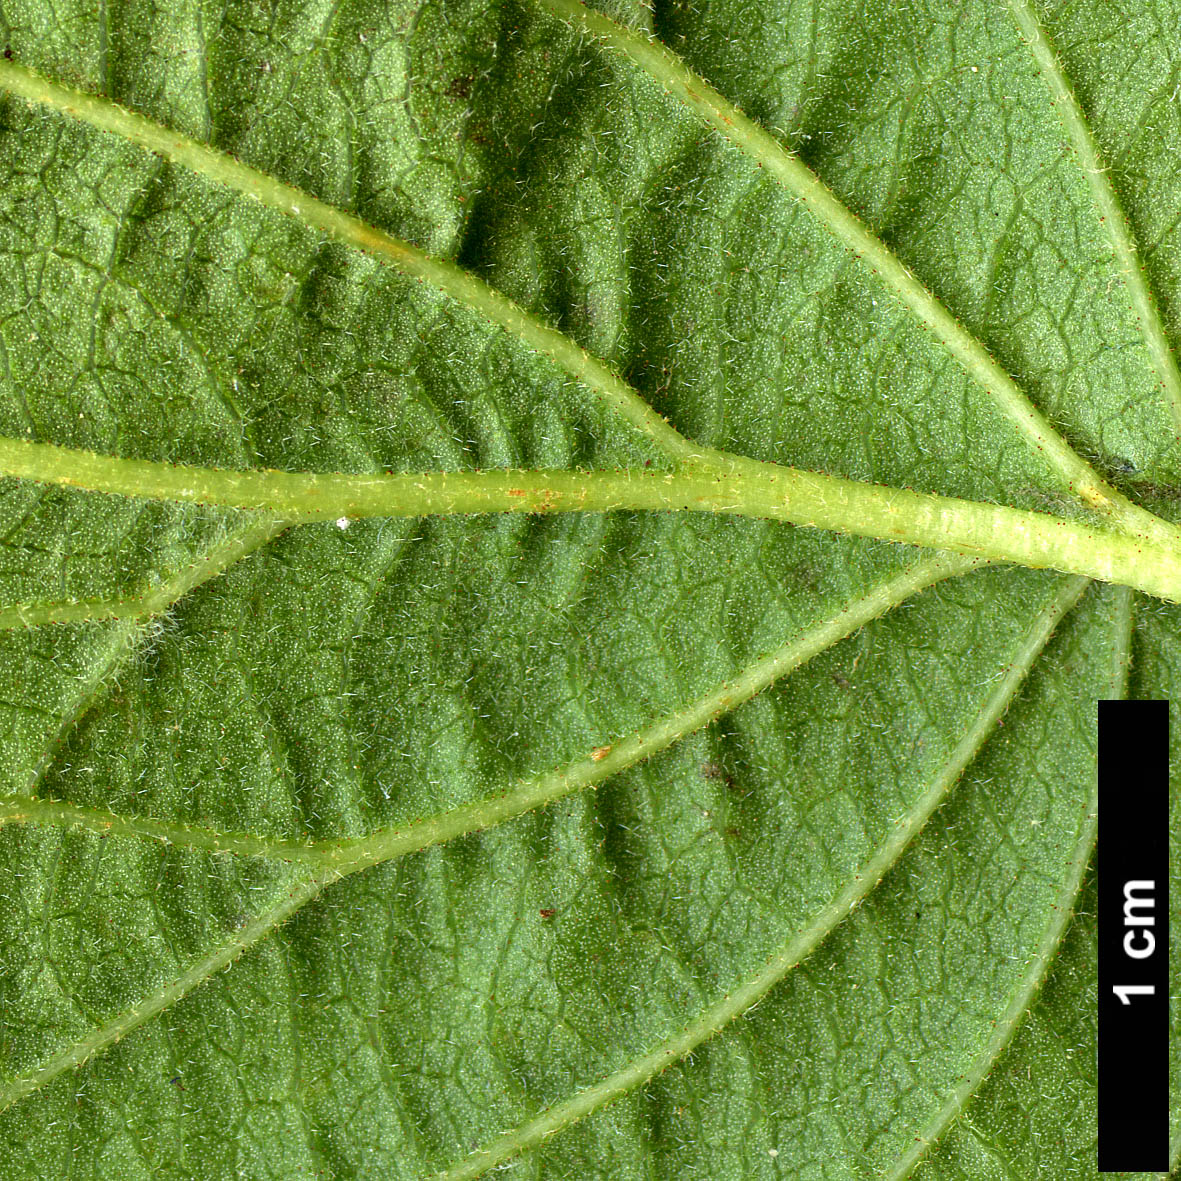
539;908;556;919
702;760;738;790
446;75;474;100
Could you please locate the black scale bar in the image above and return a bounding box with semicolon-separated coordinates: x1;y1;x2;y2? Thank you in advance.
1098;699;1170;1172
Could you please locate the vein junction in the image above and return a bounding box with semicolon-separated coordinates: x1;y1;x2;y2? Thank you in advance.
0;26;1156;1165
536;0;1181;544
0;553;976;1112
436;576;1090;1180
1;553;975;869
0;49;1177;562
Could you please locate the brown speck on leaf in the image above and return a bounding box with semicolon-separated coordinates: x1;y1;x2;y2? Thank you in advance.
702;760;738;790
591;745;611;761
446;75;474;100
539;908;556;919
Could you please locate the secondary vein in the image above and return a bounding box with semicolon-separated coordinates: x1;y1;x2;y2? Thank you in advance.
0;58;696;466
0;552;980;869
1007;0;1181;439
13;517;288;800
0;514;289;629
18;620;141;796
433;575;1090;1181
0;552;978;1111
0;873;328;1114
534;0;1180;548
882;583;1125;1179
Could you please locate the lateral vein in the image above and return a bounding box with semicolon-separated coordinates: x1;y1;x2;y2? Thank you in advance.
534;0;1180;547
0;554;977;1113
0;514;289;629
1;552;980;869
0;874;328;1114
0;58;695;465
883;584;1126;1179
14;517;289;800
433;575;1090;1181
1007;0;1181;439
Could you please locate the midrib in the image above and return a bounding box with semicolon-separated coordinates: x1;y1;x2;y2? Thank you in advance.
2;435;1181;601
0;28;1153;1171
0;50;1176;554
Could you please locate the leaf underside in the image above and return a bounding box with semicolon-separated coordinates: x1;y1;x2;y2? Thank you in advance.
0;1;1176;1179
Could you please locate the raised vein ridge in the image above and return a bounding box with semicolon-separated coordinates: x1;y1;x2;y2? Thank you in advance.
2;552;978;868
0;553;978;1112
0;515;289;629
3;437;1181;600
2;51;1177;559
1007;0;1181;439
433;575;1090;1181
19;620;140;796
0;874;327;1114
14;518;288;800
0;58;694;465
534;0;1180;549
882;583;1127;1178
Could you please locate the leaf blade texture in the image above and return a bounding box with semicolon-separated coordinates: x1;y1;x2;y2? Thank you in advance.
0;1;1176;1178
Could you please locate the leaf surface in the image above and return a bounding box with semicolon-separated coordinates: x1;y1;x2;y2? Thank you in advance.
0;0;1176;1177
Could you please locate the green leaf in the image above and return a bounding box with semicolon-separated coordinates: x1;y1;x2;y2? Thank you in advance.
0;0;1175;1176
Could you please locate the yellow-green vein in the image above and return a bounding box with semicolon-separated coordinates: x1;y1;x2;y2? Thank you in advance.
534;0;1180;548
0;551;980;871
19;619;141;796
0;514;289;629
3;436;1181;600
0;873;328;1114
14;517;289;799
433;574;1090;1181
0;552;979;1113
881;583;1124;1178
0;58;696;466
1007;0;1181;438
